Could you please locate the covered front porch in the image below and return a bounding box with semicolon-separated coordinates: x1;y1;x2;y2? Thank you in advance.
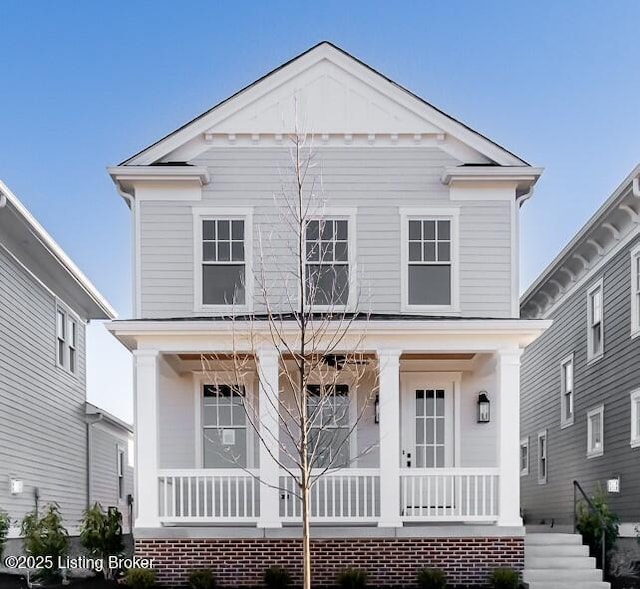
115;318;543;532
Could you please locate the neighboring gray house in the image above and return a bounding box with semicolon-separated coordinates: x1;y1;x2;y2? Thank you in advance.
520;164;640;538
0;180;132;535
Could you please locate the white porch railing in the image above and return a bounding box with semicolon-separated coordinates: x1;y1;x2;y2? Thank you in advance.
279;468;380;522
158;469;260;523
400;468;499;522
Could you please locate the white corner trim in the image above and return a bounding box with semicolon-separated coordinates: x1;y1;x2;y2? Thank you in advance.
399;207;460;314
192;207;254;314
586;404;605;458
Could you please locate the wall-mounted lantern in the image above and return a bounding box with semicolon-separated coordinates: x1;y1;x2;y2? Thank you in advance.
477;392;491;423
374;395;380;424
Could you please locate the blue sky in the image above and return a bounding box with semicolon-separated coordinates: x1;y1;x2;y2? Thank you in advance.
1;1;639;422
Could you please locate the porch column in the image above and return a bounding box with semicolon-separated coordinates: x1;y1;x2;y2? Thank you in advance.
257;348;282;528
377;348;402;527
133;349;160;528
496;347;524;527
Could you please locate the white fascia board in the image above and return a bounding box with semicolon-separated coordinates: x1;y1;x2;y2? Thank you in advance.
120;43;529;167
0;180;116;319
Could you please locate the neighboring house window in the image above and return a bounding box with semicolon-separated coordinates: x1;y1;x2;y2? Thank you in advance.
305;219;350;307
307;384;350;468
587;279;604;361
632;244;640;336
560;354;574;427
537;430;547;484
117;447;125;501
520;438;529;476
202;385;247;468
56;307;77;375
587;405;604;458
631;389;640;448
201;219;246;306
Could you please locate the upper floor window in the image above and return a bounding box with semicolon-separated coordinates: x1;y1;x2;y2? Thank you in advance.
631;244;640;337
305;219;350;307
56;306;77;375
630;389;640;448
587;405;604;458
117;446;125;501
401;209;459;312
537;430;547;484
520;437;529;476
560;354;574;427
193;209;253;312
587;279;604;361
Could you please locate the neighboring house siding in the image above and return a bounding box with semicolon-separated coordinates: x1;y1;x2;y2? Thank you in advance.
138;147;514;319
521;232;640;525
89;423;134;529
0;246;88;529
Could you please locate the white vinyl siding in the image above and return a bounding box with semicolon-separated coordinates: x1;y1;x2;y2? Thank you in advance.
587;405;604;458
520;437;529;476
587;279;604;362
632;244;640;337
537;430;547;484
560;354;574;427
630;389;640;448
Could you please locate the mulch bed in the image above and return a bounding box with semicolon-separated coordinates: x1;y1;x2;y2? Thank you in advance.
0;573;119;588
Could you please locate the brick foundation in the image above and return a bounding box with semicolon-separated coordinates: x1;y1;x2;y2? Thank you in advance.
136;536;524;587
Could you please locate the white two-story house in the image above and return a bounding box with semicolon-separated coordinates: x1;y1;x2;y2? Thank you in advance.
107;42;548;587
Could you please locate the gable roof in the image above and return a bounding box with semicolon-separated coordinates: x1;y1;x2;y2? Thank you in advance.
0;180;116;319
119;41;530;167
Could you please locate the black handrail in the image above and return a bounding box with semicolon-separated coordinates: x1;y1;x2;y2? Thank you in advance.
573;480;606;576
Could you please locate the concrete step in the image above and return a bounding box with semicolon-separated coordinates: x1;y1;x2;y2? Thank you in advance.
525;532;583;545
523;568;604;583
525;543;589;557
525;583;610;589
525;555;596;569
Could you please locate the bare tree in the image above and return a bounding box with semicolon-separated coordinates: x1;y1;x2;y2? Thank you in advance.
200;128;376;589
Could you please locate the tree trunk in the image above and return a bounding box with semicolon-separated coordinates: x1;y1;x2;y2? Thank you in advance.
301;473;311;589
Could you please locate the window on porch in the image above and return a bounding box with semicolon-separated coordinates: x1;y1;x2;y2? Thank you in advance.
306;384;350;468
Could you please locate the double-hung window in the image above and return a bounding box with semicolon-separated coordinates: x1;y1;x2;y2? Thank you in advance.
631;244;640;337
587;405;604;458
402;209;459;311
305;218;351;307
117;447;125;501
630;389;640;448
560;354;574;427
56;306;77;375
537;430;547;484
306;384;350;468
587;279;604;361
520;438;529;476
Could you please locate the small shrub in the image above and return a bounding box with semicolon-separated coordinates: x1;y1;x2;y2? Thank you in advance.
188;568;216;589
337;567;368;589
416;567;447;589
79;503;125;579
0;510;10;559
264;565;291;589
21;503;69;582
125;567;157;589
577;486;619;568
489;567;519;589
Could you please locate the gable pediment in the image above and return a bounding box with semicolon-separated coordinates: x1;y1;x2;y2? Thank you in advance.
123;43;528;167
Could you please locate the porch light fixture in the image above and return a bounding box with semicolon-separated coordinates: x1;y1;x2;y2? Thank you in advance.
374;395;380;424
477;392;491;423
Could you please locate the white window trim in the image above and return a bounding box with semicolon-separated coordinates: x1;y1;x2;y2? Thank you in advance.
560;353;575;428
631;243;640;338
55;303;79;376
520;437;529;476
192;207;254;313
630;389;640;448
537;430;547;485
193;372;256;469
117;445;125;502
302;208;358;312
586;278;604;364
586;405;605;458
400;207;461;314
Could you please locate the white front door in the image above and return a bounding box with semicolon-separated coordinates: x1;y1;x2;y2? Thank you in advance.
400;373;455;469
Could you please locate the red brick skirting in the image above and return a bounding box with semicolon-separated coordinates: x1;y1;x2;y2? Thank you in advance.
136;536;524;587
